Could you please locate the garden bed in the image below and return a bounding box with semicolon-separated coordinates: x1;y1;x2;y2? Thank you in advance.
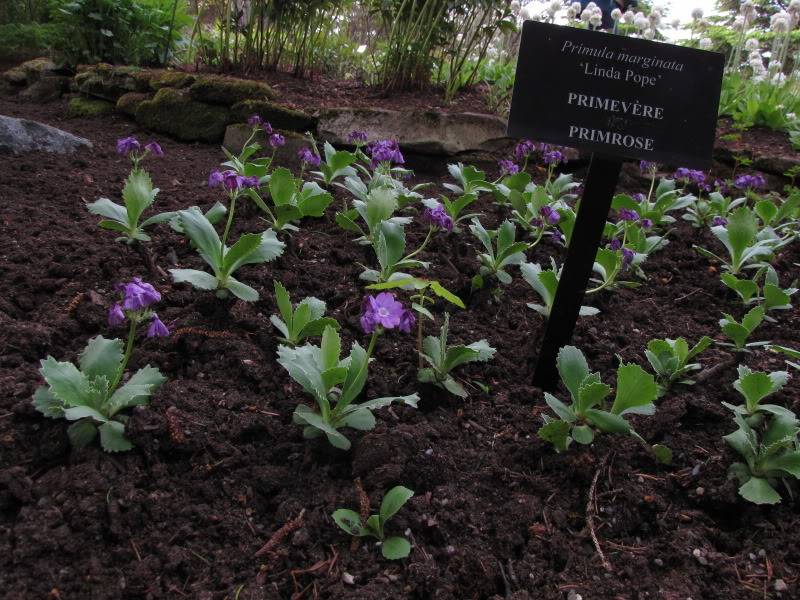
1;97;799;600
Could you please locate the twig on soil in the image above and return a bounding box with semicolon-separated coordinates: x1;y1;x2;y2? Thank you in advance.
173;327;238;339
587;454;613;573
64;293;83;314
351;477;370;552
695;356;736;383
130;539;142;562
254;509;306;558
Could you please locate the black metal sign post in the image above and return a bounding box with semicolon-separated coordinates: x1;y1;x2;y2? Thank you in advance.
506;21;724;390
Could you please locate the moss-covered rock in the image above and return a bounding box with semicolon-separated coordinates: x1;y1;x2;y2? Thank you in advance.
76;65;152;101
116;92;151;117
135;88;230;142
20;57;56;83
66;96;115;118
150;70;196;90
20;75;69;103
189;75;275;106
230;99;317;133
2;66;28;86
0;79;17;96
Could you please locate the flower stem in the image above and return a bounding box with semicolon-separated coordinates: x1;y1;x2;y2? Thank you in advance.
221;193;238;250
110;319;138;392
404;226;434;261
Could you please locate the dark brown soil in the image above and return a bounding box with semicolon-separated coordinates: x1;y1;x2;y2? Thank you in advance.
1;97;799;600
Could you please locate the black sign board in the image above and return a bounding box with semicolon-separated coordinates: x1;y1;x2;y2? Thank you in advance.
507;22;724;389
508;21;724;169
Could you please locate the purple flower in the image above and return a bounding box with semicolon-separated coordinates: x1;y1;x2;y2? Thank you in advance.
147;314;170;338
223;170;243;191
144;141;163;157
208;170;224;188
242;175;260;188
618;208;640;222
120;278;161;311
269;133;285;148
346;130;368;145
608;238;622;251
247;114;262;127
674;168;707;186
423;203;454;232
398;309;416;333
360;292;408;334
712;216;728;227
640;161;657;175
633;193;646;203
714;179;731;195
117;136;140;156
531;218;544;229
368;139;405;167
539;205;560;225
298;147;321;168
622;247;635;267
108;303;125;327
543;150;565;165
734;174;766;190
499;160;519;176
514;139;536;162
641;218;654;230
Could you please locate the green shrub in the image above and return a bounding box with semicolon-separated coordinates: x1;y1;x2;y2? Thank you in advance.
0;23;58;62
47;0;191;67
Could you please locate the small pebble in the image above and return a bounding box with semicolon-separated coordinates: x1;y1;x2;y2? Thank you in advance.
695;487;705;496
654;558;664;567
424;448;433;456
445;545;456;555
567;591;583;600
691;464;702;477
342;573;355;585
774;579;788;592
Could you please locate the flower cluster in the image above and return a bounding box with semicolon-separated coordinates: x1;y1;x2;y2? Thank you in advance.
270;133;285;148
368;139;405;167
674;168;707;187
247;115;273;134
514;139;536;162
712;216;728;227
498;159;519;176
542;149;565;166
108;278;169;338
423;203;454;232
208;170;260;190
298;147;321;168
540;205;560;225
640;161;657;175
734;174;766;191
346;130;368;146
618;208;640;222
360;293;415;334
116;136;164;168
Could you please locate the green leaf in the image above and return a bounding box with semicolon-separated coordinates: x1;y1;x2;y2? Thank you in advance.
652;444;673;465
98;420;134;453
177;207;223;268
577;381;612;413
79;336;123;381
225;277;260;302
585;409;630;434
39;357;90;407
571;424;594;445
122;170;157;226
382;537;411;560
544;392;576;422
332;509;364;536
223;233;263;275
611;364;658;415
63;405;108;422
429;281;465;308
342;408;376;430
556;346;589;401
269;167;297;206
32;387;64;418
738;477;781;505
380;486;414;523
538;420;571;451
86;197;128;224
735;370;786;411
320;326;341;371
67;420;97;449
170;269;219;290
274;280;293;325
108;365;165;415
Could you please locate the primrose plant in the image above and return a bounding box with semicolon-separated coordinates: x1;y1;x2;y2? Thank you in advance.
333;486;414;560
417;313;495;398
246;166;333;231
87;137;173;244
270;280;340;346
694;206;783;275
33;278;168;452
171;160;285;301
537;346;671;464
722;366;798;505
277;293;419;449
469;218;529;294
644;336;712;396
719;306;768;352
721;266;797;319
520;260;599;318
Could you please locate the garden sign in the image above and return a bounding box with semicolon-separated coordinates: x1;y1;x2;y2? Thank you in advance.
507;20;724;389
